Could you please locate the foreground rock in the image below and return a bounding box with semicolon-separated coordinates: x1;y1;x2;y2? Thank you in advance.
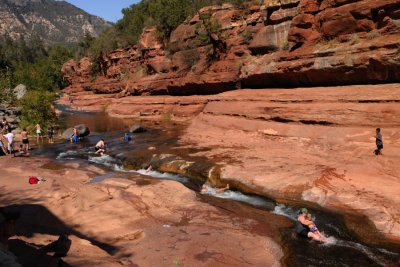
0;157;283;266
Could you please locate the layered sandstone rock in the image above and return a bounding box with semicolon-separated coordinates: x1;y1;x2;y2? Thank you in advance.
179;84;400;242
59;83;400;243
62;0;400;96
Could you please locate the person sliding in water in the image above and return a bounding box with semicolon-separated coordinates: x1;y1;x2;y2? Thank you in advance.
201;183;230;194
296;208;326;242
123;132;132;142
94;139;106;156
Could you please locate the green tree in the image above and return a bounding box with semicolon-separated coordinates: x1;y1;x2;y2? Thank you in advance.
18;90;57;131
148;0;192;41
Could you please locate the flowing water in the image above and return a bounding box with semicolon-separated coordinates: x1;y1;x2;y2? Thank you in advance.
37;107;400;266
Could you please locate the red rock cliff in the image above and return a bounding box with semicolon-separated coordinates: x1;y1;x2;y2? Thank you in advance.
62;0;400;96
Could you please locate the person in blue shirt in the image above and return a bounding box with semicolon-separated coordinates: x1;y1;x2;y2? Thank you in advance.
123;132;132;142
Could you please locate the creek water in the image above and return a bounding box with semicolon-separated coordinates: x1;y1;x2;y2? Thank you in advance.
36;107;400;267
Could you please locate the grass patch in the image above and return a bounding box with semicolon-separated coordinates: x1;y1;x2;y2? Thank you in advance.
163;112;173;122
365;29;381;40
135;178;152;186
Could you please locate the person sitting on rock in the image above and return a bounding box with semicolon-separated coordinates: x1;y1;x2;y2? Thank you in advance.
13;145;30;157
296;208;326;242
94;139;106;155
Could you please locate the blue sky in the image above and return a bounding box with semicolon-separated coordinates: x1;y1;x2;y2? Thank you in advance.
64;0;139;22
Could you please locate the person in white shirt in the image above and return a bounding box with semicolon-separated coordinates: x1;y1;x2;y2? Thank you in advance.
3;131;14;154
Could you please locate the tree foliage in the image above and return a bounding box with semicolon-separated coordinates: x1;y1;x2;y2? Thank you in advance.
18;90;57;131
79;0;252;60
0;37;74;129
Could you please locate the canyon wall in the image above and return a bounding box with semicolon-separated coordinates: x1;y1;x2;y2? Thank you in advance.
62;0;400;96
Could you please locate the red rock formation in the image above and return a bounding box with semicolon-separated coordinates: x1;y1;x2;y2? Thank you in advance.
62;0;400;96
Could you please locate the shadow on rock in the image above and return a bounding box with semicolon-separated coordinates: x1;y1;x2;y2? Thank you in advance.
1;203;118;265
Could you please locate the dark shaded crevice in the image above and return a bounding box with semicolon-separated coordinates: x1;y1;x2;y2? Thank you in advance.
270;100;314;103
299;119;334;125
358;100;400;103
270;116;295;123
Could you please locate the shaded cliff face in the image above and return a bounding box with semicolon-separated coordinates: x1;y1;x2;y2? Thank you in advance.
0;0;111;44
62;0;400;95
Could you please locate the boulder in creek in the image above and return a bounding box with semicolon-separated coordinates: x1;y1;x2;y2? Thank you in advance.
129;124;147;133
61;124;90;139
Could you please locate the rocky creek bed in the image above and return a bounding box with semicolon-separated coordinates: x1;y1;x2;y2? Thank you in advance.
20;108;399;266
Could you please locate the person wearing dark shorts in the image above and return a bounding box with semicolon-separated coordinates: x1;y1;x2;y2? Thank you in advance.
21;128;29;152
48;126;54;144
375;128;383;155
296;208;325;242
94;139;106;155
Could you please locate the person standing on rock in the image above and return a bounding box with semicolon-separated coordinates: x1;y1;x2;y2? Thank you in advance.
0;135;8;156
35;124;43;143
3;131;14;154
48;125;55;144
1;118;9;133
21;128;30;152
375;128;383;155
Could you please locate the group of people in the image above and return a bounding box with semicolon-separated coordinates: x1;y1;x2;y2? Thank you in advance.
0;128;32;157
72;131;129;156
0;118;16;156
35;124;55;144
0;119;58;157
